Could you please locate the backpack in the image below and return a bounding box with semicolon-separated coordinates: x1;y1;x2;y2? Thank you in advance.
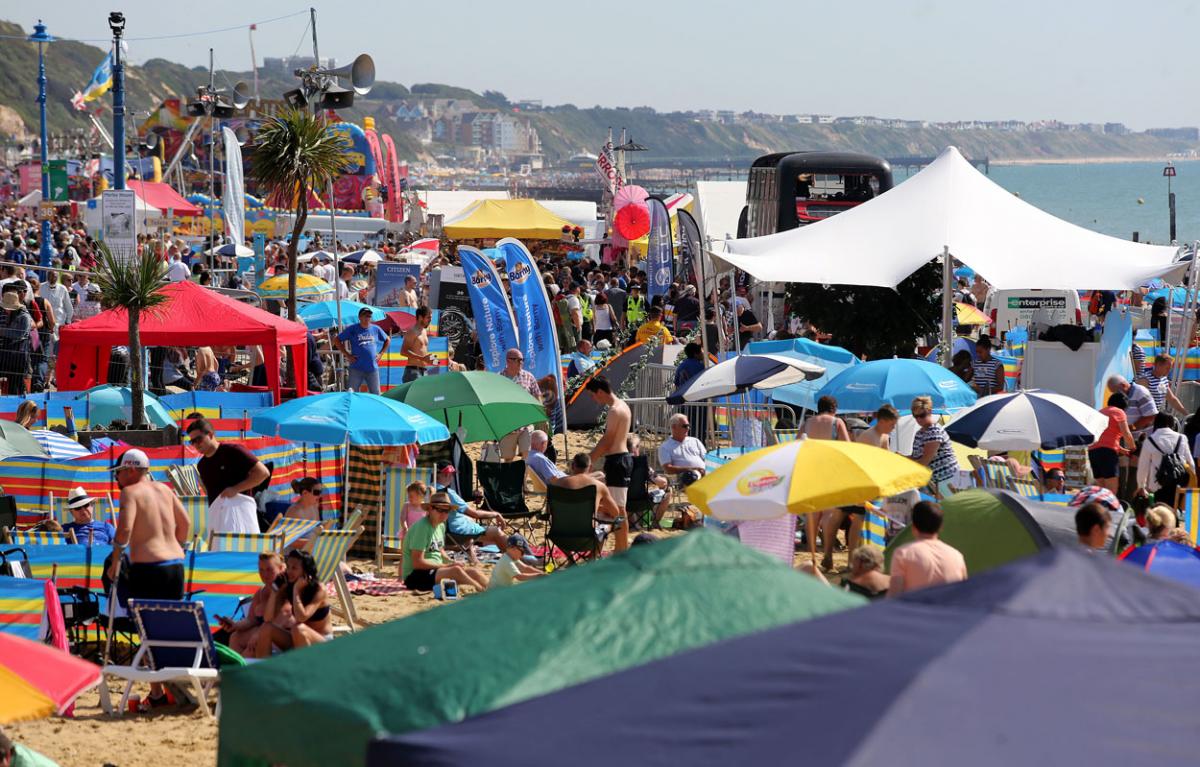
1153;434;1190;497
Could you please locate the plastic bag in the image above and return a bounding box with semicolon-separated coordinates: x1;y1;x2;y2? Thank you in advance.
208;494;260;542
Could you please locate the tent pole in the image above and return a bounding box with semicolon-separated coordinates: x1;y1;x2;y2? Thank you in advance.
341;434;350;525
941;245;953;368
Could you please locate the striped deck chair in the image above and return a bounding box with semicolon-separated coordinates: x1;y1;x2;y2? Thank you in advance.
860;506;888;548
167;464;205;498
5;529;77;546
207;530;284;554
1006;476;1044;501
376;465;435;568
1175;489;1200;545
179;496;209;543
304;525;364;633
265;516;323;549
49;495;71;527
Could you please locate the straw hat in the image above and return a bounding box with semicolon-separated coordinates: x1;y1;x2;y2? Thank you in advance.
424;491;454;511
67;486;96;509
0;292;21;311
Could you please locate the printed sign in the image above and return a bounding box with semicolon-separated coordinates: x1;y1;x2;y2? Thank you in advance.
376;262;422;307
101;189;137;262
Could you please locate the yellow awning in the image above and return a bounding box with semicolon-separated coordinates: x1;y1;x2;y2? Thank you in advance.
443;198;574;240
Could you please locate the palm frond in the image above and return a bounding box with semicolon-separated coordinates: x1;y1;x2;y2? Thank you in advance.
251;109;353;194
92;242;170;315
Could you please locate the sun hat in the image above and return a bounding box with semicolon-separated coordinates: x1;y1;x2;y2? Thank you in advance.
426;491;454;510
66;486;95;509
0;292;20;311
111;448;150;473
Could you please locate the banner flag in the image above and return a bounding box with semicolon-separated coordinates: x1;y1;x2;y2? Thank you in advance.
499;238;561;381
459;245;520;373
593;141;624;195
677;208;701;288
222;127;245;246
70;46;121;110
646;197;674;301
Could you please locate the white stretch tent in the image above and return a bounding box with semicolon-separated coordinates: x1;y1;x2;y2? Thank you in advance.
540;200;601;260
716;146;1183;291
695;181;746;244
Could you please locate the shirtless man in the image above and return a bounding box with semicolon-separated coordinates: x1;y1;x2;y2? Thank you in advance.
801;395;851;569
396;275;419;308
107;449;190;707
550;453;622;532
400;305;434;383
584;376;631;551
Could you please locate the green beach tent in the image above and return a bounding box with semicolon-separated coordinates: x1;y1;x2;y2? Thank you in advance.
885;488;1079;574
218;530;861;767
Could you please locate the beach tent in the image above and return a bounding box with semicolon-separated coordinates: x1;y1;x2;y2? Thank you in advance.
443;198;574;240
885;488;1079;574
56;281;308;404
371;549;1200;767
715;146;1182;291
124;180;203;217
217;531;861;767
747;338;861;413
695;180;746;243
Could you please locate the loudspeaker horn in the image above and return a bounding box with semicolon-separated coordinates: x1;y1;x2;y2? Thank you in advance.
232;81;252;110
315;53;375;96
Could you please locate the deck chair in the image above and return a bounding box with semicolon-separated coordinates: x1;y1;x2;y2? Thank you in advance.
1175;488;1200;545
49;494;71;527
1006;476;1044;501
206;530;283;554
167;464;205;497
377;465;435;568
625;455;655;530
265;516;323;549
477;459;538;539
98;599;222;718
5;529;77;546
545;484;605;567
304;525;364;633
179;496;209;543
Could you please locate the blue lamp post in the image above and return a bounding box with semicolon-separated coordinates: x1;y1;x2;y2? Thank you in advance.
109;12;126;192
28;20;54;268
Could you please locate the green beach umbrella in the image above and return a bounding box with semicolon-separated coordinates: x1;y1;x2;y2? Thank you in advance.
217;531;862;767
383;370;547;443
0;421;50;460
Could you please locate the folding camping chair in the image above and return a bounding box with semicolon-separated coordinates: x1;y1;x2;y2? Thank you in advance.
545;484;606;567
624;455;656;531
264;517;323;550
1006;476;1044;501
1175;488;1200;545
304;524;364;633
4;529;77;546
98;599;222;718
206;531;284;554
476;459;539;539
376;465;435;569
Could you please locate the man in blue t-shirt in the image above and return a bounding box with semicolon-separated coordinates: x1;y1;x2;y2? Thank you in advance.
61;487;116;546
336;307;391;395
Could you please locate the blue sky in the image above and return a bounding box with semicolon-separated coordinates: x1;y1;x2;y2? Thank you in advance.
4;0;1197;129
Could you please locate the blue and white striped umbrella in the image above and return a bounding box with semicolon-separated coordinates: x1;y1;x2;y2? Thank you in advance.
944;390;1108;451
31;430;91;460
666;353;826;404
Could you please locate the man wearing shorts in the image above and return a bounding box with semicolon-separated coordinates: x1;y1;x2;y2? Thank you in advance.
433;461;507;563
585;376;631;551
108;448;191;707
400;306;434;383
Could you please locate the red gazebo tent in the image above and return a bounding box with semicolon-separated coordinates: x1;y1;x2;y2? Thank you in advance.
56;281;307;404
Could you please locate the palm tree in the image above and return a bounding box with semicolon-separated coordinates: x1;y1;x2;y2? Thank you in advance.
251;109;350;319
92;242;169;429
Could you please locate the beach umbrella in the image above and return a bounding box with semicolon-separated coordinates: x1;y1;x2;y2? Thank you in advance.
0;421;50;460
614;203;651;240
76;385;174;428
686;438;931;521
383;371;546;443
298;300;385;330
1066;485;1122;514
666;353;825;404
217;532;862;767
0;633;100;723
748;338;861;413
343;249;382;265
373;310;418;335
1147;286;1190;307
816;358;977;414
204;242;254;257
297;250;333;263
31;429;90;460
370;549;1200;767
250;392;450;446
613;185;649;210
409;237;439;252
954;301;991;325
944;390;1108;451
1119;540;1200;588
257;273;333;299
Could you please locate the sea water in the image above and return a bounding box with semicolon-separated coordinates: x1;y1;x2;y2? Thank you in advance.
900;160;1200;245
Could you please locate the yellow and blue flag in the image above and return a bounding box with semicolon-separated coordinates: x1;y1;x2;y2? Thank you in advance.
71;49;117;110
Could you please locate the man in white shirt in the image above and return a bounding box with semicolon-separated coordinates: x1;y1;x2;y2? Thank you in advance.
657;413;707;484
312;253;335;286
334;263;355;301
166;247;191;283
39;269;73;328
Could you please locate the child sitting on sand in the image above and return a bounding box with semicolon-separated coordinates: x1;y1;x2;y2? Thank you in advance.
488;534;545;589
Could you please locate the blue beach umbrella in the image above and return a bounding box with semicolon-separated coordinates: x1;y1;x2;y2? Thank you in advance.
31;430;90;460
748;339;861;413
944;390;1108;451
666;353;825;404
250;392;450;446
816;358;976;414
342;249;382;264
1147;286;1191;307
297;301;386;330
1119;540;1200;589
77;386;174;428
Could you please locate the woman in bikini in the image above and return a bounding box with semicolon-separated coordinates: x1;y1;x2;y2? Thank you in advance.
254;549;332;657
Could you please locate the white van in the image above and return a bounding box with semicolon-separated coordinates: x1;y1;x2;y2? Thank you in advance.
985;289;1083;335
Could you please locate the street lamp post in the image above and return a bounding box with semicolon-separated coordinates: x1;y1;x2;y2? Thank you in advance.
28;20;54;268
109;12;126;192
1164;162;1177;244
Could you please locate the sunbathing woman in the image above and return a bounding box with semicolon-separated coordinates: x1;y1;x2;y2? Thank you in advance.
254;549;332;657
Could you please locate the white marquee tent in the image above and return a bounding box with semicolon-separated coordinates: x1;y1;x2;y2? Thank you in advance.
695;181;746;244
714;146;1184;291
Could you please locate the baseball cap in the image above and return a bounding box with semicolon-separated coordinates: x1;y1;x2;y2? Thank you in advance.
436;460;456;475
112;448;150;473
505;534;532;555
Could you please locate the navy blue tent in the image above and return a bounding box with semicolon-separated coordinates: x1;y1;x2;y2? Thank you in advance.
370;549;1200;767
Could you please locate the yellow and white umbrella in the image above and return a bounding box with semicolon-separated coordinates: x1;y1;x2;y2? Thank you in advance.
686;437;931;521
954;302;991;326
257;273;333;299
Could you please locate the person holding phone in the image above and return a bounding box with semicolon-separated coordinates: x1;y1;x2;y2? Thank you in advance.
254;549;332;657
214;551;289;656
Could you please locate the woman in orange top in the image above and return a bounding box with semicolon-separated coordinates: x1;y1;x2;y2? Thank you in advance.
1089;391;1135;494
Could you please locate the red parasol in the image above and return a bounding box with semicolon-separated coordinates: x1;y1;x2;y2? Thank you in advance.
615;203;651;240
374;310;419;335
613;185;649;211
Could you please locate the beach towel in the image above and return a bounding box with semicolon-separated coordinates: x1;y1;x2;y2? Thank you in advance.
208;494;259;535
